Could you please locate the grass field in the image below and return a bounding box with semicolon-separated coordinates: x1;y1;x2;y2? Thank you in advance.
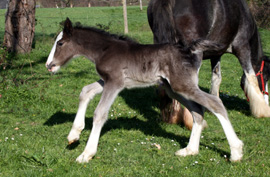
1;6;270;176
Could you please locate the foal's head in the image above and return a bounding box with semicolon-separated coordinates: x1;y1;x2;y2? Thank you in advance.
46;18;78;73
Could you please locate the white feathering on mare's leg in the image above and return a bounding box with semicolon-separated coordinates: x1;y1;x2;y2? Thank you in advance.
264;81;269;105
245;73;270;118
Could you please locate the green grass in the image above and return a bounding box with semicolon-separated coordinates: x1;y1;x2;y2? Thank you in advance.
1;6;270;176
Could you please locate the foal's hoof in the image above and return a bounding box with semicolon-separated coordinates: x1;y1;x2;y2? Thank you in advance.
230;141;244;162
175;148;198;157
76;153;93;163
67;129;81;145
68;139;78;145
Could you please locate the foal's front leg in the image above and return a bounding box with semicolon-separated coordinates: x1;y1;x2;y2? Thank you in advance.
67;80;104;144
76;83;122;163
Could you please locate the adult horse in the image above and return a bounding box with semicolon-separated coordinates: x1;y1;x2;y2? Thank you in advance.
147;0;270;118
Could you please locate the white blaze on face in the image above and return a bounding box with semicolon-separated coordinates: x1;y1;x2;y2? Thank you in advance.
46;31;63;72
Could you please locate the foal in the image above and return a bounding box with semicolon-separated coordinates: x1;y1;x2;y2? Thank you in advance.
46;18;243;163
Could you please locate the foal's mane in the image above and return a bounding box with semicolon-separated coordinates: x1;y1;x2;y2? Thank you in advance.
73;24;138;44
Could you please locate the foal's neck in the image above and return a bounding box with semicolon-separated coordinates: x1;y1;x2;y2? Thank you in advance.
74;29;121;63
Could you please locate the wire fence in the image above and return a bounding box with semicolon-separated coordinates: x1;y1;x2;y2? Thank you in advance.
35;0;150;8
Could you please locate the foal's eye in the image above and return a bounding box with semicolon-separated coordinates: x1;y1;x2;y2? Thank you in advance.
58;42;63;46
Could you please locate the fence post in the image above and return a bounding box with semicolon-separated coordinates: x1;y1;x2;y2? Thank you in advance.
122;0;128;34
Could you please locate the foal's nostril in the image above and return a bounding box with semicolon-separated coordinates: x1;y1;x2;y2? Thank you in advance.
47;63;56;70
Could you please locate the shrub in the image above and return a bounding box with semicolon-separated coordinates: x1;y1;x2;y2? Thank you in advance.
249;0;270;29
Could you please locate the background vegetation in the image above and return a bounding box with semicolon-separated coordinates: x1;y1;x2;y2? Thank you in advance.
249;0;270;29
0;6;270;176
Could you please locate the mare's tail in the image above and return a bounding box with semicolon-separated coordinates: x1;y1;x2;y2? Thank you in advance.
147;0;180;44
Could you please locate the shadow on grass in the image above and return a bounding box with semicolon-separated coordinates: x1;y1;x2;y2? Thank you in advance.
44;111;229;158
0;55;48;74
44;111;188;148
44;86;234;158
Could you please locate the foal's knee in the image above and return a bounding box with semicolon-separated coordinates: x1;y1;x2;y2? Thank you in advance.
212;98;228;118
192;111;203;124
93;111;108;126
79;85;97;102
79;86;89;101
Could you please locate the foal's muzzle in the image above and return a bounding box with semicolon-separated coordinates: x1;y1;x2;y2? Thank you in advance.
46;62;60;73
47;62;56;70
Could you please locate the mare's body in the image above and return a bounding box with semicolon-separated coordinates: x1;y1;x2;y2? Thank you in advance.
147;0;270;117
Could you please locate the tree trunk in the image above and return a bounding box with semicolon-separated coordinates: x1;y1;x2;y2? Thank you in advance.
4;0;36;54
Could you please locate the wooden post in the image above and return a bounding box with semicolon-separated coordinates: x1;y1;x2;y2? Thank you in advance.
139;0;143;11
122;0;128;34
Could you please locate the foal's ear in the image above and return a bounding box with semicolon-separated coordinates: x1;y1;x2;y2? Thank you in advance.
64;17;73;36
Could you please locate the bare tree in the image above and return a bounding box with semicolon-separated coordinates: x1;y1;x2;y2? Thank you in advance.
4;0;36;54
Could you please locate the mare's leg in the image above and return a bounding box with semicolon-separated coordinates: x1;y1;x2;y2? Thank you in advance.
233;43;270;117
67;80;104;144
210;57;222;96
76;82;122;163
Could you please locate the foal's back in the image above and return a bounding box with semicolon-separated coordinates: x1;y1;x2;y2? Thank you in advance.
115;44;178;88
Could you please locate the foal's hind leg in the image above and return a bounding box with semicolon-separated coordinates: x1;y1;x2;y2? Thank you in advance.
183;88;243;161
76;82;122;163
67;80;104;144
210;57;222;96
165;78;243;161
